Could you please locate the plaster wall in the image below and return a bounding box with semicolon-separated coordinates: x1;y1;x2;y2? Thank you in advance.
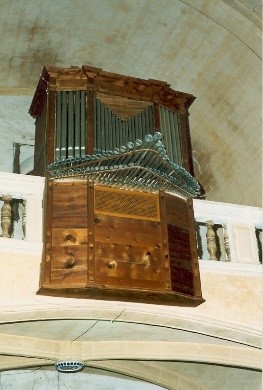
0;96;35;173
0;248;261;332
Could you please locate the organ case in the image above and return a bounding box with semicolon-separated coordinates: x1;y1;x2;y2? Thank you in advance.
39;180;203;305
30;66;204;306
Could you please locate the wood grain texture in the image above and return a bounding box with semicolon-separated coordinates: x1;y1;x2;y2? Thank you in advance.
179;113;195;175
164;193;202;298
93;211;164;290
40;181;203;305
50;244;87;286
52;180;88;228
46;89;56;166
37;286;204;307
32;99;47;176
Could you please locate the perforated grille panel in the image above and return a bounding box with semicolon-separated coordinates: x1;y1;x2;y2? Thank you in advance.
94;186;160;221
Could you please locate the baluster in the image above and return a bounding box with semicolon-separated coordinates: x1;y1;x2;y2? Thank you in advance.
206;220;217;260
21;200;26;239
223;223;231;261
1;195;12;238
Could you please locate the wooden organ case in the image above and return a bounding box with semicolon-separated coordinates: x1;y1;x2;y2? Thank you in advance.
30;65;204;306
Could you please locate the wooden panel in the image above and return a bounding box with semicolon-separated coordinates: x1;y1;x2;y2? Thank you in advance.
52;181;87;215
37;286;204;306
94;215;162;246
97;93;151;120
167;224;194;295
39;179;203;305
52;228;88;246
93;213;164;290
164;193;202;298
94;258;163;290
153;102;160;131
51;180;88;228
52;214;87;228
179;113;194;175
46;180;88;286
95;241;162;263
50;245;87;286
165;194;190;230
42;182;53;285
55;79;87;91
46;89;56;166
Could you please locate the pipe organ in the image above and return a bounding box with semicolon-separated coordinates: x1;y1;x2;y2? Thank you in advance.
30;65;204;306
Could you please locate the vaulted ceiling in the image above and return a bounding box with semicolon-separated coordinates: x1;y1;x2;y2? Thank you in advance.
0;0;261;207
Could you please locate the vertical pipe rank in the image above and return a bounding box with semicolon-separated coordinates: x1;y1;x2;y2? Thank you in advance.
61;91;67;159
173;111;182;166
68;91;74;158
55;92;62;160
94;96;98;153
80;91;86;157
167;108;175;162
100;100;105;152
74;91;80;158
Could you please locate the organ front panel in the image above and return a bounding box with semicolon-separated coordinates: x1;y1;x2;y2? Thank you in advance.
30;65;204;306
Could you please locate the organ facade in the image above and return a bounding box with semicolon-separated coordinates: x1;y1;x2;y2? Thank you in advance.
29;65;204;306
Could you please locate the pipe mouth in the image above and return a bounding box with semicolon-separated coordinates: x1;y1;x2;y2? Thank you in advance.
55;361;84;373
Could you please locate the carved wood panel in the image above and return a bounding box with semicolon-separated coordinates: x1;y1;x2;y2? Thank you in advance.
40;180;203;305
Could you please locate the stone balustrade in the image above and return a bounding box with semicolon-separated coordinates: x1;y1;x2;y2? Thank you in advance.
193;199;262;264
0;172;45;245
0;172;261;265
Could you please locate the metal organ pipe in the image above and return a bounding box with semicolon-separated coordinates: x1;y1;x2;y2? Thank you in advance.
61;92;67;159
93;96;98;153
55;90;87;161
68;92;74;158
93;96;156;155
74;91;80;157
56;92;62;160
80;91;86;157
159;105;182;166
172;110;182;165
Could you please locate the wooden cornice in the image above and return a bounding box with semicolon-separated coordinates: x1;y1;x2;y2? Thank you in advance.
29;65;195;117
29;66;50;118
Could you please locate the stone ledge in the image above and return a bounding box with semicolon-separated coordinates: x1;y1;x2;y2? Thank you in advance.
199;259;262;274
0;237;43;253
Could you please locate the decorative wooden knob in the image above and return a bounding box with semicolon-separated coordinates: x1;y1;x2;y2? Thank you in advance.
107;260;116;269
64;258;75;269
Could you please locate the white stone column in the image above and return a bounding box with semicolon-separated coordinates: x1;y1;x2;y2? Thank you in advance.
24;195;43;242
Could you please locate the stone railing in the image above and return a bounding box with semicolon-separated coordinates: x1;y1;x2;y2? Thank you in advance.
0;172;45;245
0;172;261;265
193;199;262;264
